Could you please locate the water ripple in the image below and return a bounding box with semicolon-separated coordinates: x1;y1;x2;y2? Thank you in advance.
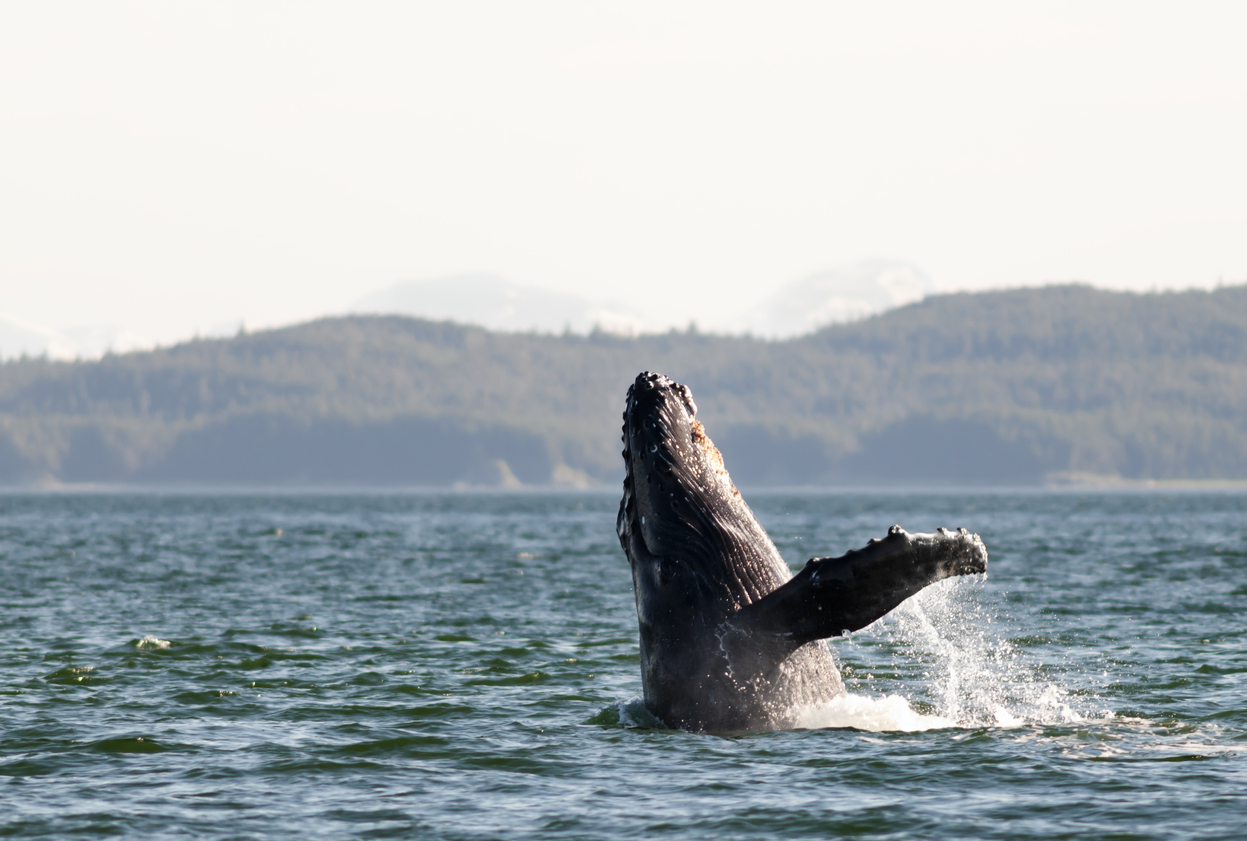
0;490;1244;839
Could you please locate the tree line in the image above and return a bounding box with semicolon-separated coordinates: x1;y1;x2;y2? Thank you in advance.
2;283;1244;486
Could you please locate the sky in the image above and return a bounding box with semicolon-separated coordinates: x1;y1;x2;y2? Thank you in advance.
2;1;1245;346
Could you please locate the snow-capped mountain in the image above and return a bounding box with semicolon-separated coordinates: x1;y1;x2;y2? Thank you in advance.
352;273;650;336
734;261;934;338
0;314;152;361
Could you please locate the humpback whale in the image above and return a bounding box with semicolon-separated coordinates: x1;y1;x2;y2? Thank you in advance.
616;372;988;732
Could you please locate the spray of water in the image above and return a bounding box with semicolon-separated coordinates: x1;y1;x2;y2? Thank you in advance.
798;576;1103;732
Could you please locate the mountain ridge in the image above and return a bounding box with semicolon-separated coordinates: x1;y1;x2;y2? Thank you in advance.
2;283;1245;487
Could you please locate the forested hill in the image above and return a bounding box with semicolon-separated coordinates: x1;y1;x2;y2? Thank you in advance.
2;283;1245;487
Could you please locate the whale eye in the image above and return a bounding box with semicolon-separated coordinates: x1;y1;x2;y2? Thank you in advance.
649;444;658;453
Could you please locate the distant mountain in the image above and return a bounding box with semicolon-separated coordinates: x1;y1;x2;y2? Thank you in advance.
352;273;650;335
735;261;934;337
0;314;152;361
3;260;936;363
353;263;935;339
0;313;78;360
60;324;155;359
2;283;1245;488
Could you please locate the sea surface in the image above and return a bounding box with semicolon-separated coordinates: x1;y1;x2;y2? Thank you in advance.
0;490;1244;839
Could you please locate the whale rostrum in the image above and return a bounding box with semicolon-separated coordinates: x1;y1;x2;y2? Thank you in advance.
617;371;988;732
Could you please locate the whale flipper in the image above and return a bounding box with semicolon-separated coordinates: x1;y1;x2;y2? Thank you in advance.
724;526;987;660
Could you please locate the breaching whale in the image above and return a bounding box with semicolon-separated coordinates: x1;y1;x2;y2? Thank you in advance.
616;371;988;732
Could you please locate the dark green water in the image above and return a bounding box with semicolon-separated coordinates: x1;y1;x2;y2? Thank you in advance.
1;490;1244;839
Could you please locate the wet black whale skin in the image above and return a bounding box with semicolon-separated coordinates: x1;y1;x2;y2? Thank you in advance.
617;371;988;733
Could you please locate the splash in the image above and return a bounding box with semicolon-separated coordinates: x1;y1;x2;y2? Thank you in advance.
810;576;1104;731
135;635;171;650
795;692;953;732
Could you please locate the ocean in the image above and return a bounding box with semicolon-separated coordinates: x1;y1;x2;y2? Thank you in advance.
1;490;1243;839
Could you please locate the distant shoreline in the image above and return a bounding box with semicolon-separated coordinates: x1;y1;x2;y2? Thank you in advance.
5;480;1246;494
1042;472;1247;490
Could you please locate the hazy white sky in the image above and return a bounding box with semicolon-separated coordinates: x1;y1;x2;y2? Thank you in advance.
2;1;1245;342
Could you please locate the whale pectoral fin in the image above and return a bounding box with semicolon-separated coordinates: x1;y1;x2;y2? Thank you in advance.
727;526;988;649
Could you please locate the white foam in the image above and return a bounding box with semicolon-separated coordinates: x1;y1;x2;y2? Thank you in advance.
795;692;953;732
135;635;171;650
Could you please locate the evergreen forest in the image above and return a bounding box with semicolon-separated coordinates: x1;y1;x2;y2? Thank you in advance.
2;284;1245;487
